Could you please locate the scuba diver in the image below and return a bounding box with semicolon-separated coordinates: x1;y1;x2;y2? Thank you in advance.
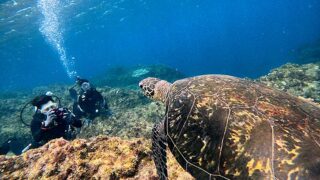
29;92;82;148
69;76;109;124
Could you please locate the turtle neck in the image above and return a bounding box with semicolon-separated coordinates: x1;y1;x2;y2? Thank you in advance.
154;80;172;103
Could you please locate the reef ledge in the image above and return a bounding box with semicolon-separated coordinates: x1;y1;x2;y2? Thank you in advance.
0;136;192;180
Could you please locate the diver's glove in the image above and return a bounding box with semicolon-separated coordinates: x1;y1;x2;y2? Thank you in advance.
43;110;56;127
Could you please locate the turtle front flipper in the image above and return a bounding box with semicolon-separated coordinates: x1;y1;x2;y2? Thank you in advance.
152;120;168;180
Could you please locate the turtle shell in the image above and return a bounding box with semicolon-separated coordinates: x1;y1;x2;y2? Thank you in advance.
164;75;320;179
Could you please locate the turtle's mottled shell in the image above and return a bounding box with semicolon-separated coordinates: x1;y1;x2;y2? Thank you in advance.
165;75;320;179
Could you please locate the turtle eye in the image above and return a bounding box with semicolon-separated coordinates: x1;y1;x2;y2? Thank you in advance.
139;85;143;88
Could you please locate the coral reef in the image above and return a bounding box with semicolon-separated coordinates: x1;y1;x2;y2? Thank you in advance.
78;87;165;139
0;136;193;179
92;65;185;88
258;62;320;102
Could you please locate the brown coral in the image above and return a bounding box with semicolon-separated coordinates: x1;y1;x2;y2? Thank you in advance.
0;136;193;180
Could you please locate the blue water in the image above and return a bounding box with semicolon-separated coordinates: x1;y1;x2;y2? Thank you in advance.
0;0;320;90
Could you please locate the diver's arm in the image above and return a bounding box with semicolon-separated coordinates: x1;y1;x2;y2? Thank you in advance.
30;115;46;142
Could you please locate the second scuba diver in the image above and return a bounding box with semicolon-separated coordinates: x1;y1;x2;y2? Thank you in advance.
69;77;109;125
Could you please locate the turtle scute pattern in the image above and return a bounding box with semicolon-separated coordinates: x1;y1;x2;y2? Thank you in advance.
164;75;320;179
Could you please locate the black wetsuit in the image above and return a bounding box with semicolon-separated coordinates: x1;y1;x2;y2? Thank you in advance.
73;88;107;119
30;108;82;147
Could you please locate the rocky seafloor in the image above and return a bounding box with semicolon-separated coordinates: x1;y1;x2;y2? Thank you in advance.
258;62;320;102
0;136;193;179
0;63;319;179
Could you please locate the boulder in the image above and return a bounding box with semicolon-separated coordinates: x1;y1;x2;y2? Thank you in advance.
0;136;193;179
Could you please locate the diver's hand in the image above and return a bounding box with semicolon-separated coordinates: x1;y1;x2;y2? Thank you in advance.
43;110;56;127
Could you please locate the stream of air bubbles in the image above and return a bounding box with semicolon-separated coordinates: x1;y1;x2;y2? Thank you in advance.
38;0;77;78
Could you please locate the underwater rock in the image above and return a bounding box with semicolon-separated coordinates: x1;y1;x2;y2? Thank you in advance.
92;65;185;88
0;136;193;179
76;87;165;139
258;62;320;102
78;101;165;139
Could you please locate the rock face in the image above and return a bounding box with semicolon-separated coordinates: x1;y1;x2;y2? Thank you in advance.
0;136;193;179
259;62;320;102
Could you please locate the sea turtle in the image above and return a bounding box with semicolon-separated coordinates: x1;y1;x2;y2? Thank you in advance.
139;75;320;179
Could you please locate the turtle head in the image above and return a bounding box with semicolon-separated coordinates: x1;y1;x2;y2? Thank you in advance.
139;77;171;103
